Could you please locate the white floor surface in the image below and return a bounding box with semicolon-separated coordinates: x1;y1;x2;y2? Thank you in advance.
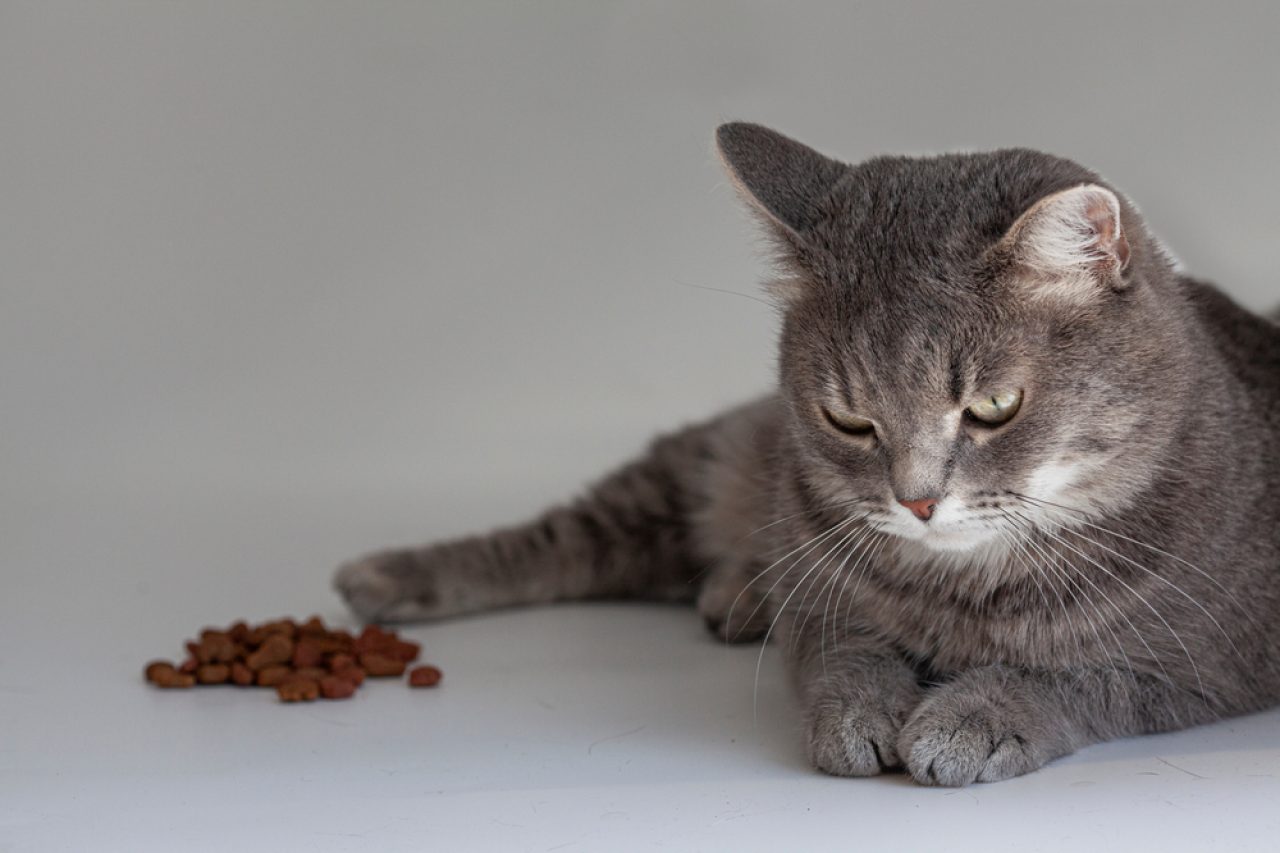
5;487;1280;852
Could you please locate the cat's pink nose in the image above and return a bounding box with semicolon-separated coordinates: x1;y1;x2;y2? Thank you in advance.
898;497;938;522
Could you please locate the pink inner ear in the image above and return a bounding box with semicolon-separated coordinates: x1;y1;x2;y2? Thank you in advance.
1084;194;1131;272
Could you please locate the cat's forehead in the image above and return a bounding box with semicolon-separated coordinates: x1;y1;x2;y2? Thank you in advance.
818;288;1027;407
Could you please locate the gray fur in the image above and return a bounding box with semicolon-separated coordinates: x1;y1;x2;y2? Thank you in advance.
336;123;1280;786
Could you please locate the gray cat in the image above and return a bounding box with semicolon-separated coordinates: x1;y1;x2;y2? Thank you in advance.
335;123;1280;786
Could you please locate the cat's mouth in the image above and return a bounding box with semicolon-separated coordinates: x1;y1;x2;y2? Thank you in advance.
872;504;1005;553
913;526;999;552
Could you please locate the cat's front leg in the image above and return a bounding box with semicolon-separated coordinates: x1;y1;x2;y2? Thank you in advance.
789;624;924;776
897;665;1218;786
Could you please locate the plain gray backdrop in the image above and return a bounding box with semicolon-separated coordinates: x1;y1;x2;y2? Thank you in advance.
4;3;1279;851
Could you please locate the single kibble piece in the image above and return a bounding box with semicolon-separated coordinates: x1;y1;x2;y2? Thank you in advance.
292;639;323;669
246;634;293;670
198;630;239;663
276;677;320;703
230;661;255;686
355;625;390;654
316;630;355;655
145;661;177;684
387;639;421;663
153;667;197;689
196;663;231;684
359;652;405;677
334;664;366;686
319;676;357;700
292;666;328;681
408;666;442;688
256;664;292;687
328;653;356;672
298;615;326;636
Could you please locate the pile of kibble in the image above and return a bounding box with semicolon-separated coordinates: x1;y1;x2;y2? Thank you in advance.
143;616;442;702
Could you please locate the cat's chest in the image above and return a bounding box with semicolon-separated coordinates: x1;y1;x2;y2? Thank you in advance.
849;566;1072;673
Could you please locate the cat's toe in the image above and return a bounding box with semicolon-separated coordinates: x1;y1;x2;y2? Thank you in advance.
806;699;904;777
333;550;437;623
898;695;1047;786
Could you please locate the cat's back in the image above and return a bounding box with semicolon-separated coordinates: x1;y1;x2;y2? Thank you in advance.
1180;276;1280;427
1177;277;1280;458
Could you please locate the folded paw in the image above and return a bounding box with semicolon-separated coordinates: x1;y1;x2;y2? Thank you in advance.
897;687;1063;786
807;700;905;776
804;676;923;777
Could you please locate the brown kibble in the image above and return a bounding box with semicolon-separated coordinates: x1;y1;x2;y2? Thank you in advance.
157;672;197;688
148;661;197;688
198;631;238;664
292;639;323;669
256;664;292;687
359;652;405;677
145;660;177;684
335;665;365;686
313;633;355;655
230;661;255;686
355;625;391;654
408;665;442;688
248;619;297;646
328;653;356;672
319;676;357;700
299;615;326;635
196;663;230;684
387;639;421;663
276;677;320;703
246;634;293;670
147;618;429;700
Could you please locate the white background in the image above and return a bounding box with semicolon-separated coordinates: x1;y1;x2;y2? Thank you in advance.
4;3;1279;851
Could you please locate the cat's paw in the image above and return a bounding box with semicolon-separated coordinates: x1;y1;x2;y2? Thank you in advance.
333;549;439;623
806;698;905;776
804;680;923;777
696;568;772;643
897;687;1061;786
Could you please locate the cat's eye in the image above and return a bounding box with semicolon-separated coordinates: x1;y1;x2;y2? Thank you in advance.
822;406;876;437
966;389;1023;426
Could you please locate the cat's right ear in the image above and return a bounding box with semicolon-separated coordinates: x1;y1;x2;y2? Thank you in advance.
715;122;847;242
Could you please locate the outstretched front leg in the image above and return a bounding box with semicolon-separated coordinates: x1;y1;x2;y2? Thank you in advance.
334;425;712;622
335;398;784;625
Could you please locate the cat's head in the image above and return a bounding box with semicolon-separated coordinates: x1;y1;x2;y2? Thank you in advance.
717;123;1190;555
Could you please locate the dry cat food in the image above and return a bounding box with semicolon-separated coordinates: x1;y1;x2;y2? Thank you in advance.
408;665;443;688
143;617;442;703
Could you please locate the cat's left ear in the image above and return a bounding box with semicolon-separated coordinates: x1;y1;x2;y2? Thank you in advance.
997;184;1132;302
715;122;848;241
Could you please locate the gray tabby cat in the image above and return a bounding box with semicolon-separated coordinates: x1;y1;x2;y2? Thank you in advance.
335;123;1280;786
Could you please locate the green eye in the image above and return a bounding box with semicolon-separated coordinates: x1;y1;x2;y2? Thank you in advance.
822;406;876;436
966;390;1022;425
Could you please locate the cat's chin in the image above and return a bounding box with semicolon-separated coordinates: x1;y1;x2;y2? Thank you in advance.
894;526;998;554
